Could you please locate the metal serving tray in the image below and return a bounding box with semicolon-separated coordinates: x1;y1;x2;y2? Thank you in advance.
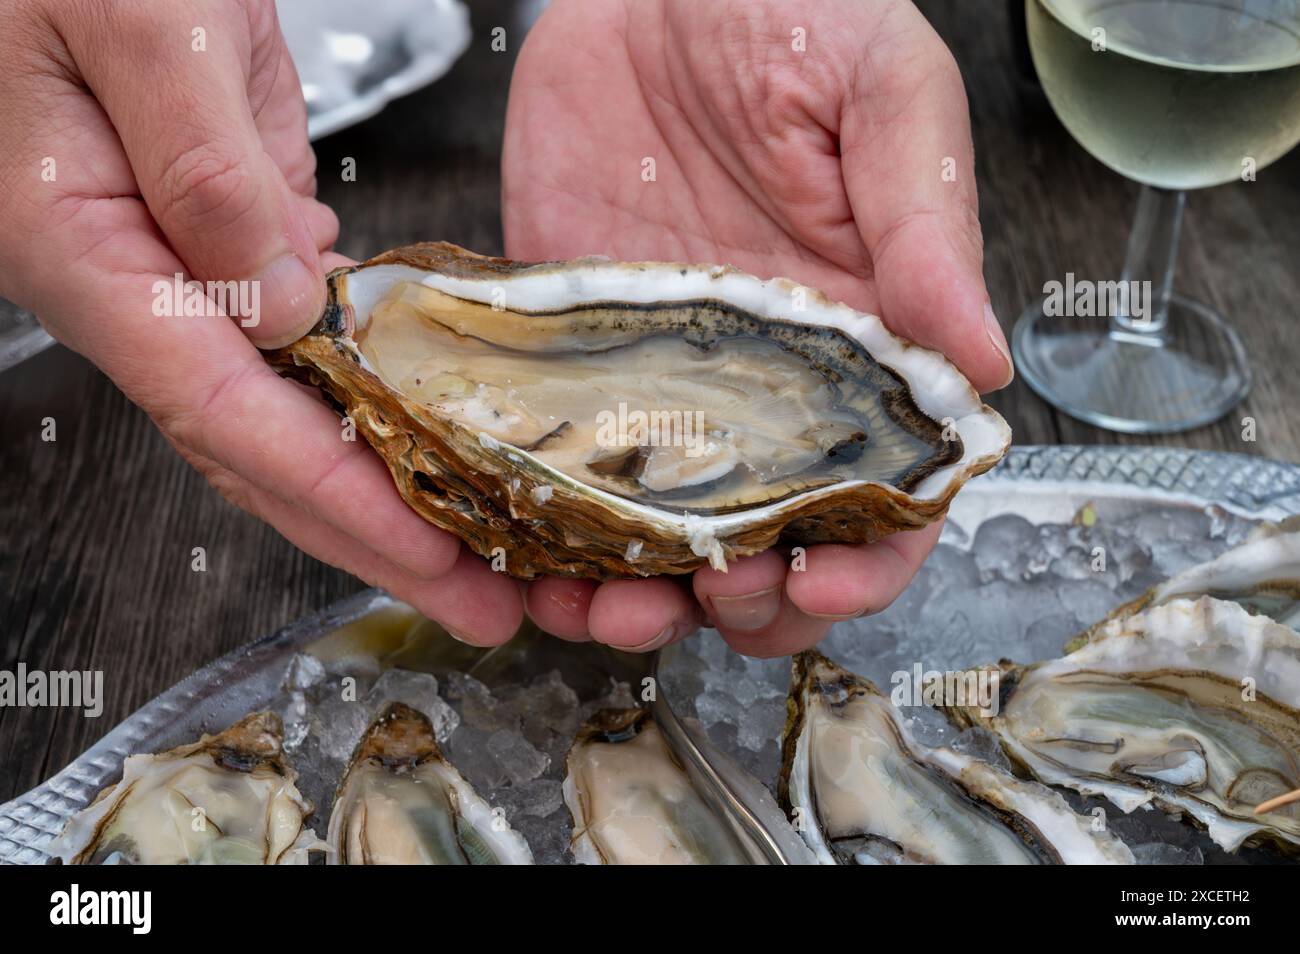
3;445;1298;865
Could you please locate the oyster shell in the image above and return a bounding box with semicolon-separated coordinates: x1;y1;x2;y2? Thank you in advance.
779;652;1134;864
50;712;320;865
948;597;1300;853
1149;518;1300;627
648;648;818;865
1068;518;1300;652
326;702;533;864
564;707;785;864
273;243;1009;578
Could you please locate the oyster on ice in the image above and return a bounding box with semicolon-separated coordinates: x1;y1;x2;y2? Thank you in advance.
272;243;1009;579
779;652;1134;864
564;707;777;864
1143;518;1300;628
327;702;533;864
50;712;321;865
1069;518;1300;652
949;597;1300;853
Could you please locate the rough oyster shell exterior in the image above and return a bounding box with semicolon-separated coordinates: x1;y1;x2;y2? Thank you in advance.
272;243;1010;579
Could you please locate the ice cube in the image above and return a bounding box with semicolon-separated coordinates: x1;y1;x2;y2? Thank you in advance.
283;652;327;692
445;671;519;733
972;514;1039;581
487;729;549;785
313;688;372;762
950;726;1013;772
366;669;460;743
584;678;638;715
1132;842;1204;865
500;779;565;818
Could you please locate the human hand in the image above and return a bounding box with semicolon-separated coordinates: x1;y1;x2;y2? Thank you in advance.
0;0;526;643
504;0;1012;656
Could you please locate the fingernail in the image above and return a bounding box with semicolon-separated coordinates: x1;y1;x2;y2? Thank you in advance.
548;587;587;616
250;252;325;347
444;626;481;646
983;302;1014;388
805;607;869;622
627;623;678;653
707;584;783;632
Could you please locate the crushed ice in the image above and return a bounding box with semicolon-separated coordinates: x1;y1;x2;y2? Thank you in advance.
268;497;1271;864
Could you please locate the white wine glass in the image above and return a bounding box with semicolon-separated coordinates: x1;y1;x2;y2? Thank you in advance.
1014;0;1300;433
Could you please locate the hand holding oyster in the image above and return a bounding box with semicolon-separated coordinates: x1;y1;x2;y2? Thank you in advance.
272;243;1009;581
0;0;1009;655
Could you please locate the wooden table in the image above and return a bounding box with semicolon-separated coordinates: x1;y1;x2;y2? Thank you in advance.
1;0;1297;800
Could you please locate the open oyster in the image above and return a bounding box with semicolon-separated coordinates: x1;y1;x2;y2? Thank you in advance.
50;712;320;865
1070;518;1300;652
1145;518;1300;628
327;702;533;864
273;243;1009;578
949;597;1300;853
779;652;1134;864
564;707;795;864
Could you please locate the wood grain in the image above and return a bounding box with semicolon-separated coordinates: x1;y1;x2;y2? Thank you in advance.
1;0;1296;800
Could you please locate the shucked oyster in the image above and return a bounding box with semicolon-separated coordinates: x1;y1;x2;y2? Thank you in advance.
779;652;1134;864
564;707;774;864
1153;518;1300;624
949;597;1300;853
50;712;320;865
327;702;533;864
1145;518;1300;626
273;243;1009;579
1069;517;1300;652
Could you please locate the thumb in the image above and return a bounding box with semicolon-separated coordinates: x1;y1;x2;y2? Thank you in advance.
61;0;324;348
840;12;1012;392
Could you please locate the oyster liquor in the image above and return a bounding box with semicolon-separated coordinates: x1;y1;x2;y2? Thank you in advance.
273;243;1009;578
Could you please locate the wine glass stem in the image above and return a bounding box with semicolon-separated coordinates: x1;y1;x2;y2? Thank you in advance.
1113;185;1185;336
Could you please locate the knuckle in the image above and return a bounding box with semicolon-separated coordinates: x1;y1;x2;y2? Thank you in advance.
204;466;254;511
960;203;984;252
159;436;254;513
280;145;317;196
158;362;263;460
97;0;151;38
84;0;178;62
241;0;279;34
155;142;259;236
6;0;49;52
762;70;817;126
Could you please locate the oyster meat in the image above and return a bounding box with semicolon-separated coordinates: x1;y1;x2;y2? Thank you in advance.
50;712;320;865
273;243;1009;578
564;707;765;864
1070;518;1300;653
1150;518;1300;628
949;597;1300;853
327;702;533;864
780;652;1135;865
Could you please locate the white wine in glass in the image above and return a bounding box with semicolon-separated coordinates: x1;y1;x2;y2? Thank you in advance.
1014;0;1300;433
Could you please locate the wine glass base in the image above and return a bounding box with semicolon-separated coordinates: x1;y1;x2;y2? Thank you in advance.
1012;295;1251;434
